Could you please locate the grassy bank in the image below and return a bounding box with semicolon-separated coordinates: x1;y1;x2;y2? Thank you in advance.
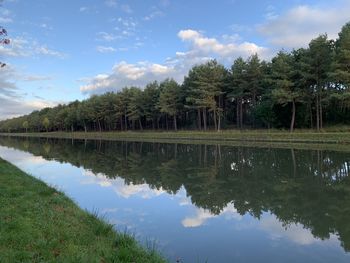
2;129;350;144
1;129;350;151
0;158;165;263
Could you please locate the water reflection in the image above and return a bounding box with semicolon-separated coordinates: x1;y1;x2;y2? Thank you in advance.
0;136;350;262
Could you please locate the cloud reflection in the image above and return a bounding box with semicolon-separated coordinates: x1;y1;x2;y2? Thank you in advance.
182;203;242;228
81;170;166;199
260;214;339;246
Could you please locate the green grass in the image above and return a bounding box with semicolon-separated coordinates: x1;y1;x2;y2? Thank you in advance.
2;128;350;151
0;158;166;263
2;129;350;143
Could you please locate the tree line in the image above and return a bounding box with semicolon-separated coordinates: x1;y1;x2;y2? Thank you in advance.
1;23;350;133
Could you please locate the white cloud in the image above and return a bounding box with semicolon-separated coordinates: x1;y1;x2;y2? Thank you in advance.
0;37;30;57
0;66;58;120
0;37;66;58
230;24;251;33
106;17;138;40
105;0;117;8
121;4;133;14
0;8;12;23
21;74;52;82
114;62;147;80
35;46;66;58
258;2;350;48
40;23;53;30
160;0;170;7
150;64;170;74
80;29;267;94
80;61;174;93
97;31;122;42
178;29;267;58
0;66;18;98
0;96;58;120
96;46;117;53
178;29;201;40
115;17;137;36
0;17;12;23
144;10;164;21
79;6;88;12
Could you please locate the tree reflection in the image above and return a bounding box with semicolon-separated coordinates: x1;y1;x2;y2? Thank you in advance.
0;136;350;251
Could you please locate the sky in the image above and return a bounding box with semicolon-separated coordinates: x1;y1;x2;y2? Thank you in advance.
0;0;350;120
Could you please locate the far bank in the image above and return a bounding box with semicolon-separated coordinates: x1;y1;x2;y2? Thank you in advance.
1;129;350;152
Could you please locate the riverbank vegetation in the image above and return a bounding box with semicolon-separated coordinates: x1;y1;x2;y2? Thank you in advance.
0;158;165;262
1;23;350;133
2;129;350;145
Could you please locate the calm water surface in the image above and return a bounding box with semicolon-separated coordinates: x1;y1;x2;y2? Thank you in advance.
1;136;350;263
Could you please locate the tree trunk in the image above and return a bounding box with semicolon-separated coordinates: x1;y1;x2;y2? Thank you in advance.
203;108;207;131
290;99;296;133
316;93;320;132
240;100;243;129
309;103;313;129
197;109;202;130
120;116;123;131
124;112;128;131
320;101;323;130
252;91;256;128
236;99;240;129
139;119;143;130
97;120;102;133
173;115;177;131
166;114;169;130
213;109;217;131
218;95;223;132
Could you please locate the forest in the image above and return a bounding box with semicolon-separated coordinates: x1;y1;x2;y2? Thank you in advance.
1;23;350;133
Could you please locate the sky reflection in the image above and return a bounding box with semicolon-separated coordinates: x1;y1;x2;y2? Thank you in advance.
1;141;350;263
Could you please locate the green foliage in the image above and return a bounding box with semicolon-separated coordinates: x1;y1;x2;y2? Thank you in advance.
159;78;182;116
22;121;28;132
333;23;350;86
143;81;161;127
42;117;50;132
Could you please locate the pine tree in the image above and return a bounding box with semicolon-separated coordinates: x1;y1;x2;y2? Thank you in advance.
159;79;182;131
305;34;333;131
127;87;144;130
271;51;303;132
193;60;227;131
228;57;248;129
143;81;161;129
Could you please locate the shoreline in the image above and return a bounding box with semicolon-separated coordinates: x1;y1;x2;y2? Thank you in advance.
1;130;350;152
0;158;165;262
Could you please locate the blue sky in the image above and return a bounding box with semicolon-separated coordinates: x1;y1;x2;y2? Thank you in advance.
0;0;349;119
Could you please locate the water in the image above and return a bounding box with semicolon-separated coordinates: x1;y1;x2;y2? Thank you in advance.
0;136;350;263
